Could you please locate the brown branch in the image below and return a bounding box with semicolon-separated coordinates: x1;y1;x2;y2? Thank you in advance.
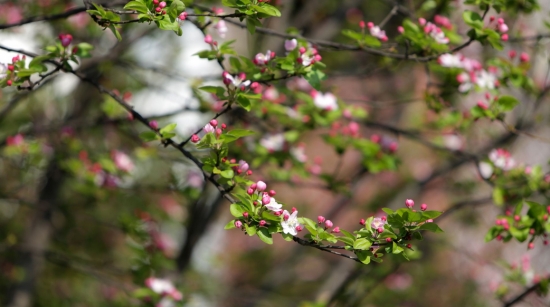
502;278;548;307
0;7;87;29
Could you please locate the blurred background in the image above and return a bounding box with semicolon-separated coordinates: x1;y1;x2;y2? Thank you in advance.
0;0;549;306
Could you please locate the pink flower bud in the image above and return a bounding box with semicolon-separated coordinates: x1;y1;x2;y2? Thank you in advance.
250;82;259;90
324;220;333;228
371;134;380;143
159;1;166;8
377;227;384;233
58;33;73;47
235;220;243;228
204;34;214;44
367;22;374;29
178;12;188;20
359;21;366;29
291;207;297;213
498;23;508;33
418;18;426;26
259;220;266;227
268;190;276;196
299;47;306;54
381;216;387;221
284;39;297;51
420;204;428;211
191;134;200;143
153;0;159;4
247;188;254;195
388;142;398;153
149;121;159;129
501;34;508;41
386;237;392;243
397;26;404;33
210;119;218;127
520;52;530;63
426;219;433;223
283;213;290;221
360;218;366;225
262;196;271;205
256;181;267;191
497;18;504;25
405;199;414;208
528;242;534;249
296;225;303;232
238;72;246;80
243;212;249;218
317;216;326;223
332;226;340;233
215;128;222;137
155;7;161;12
246;170;253;175
514;215;520;222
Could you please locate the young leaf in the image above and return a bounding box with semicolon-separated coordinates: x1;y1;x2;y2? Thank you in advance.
257;228;273;244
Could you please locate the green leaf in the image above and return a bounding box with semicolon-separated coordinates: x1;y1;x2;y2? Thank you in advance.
418;222;444;233
226;129;255;138
304;68;326;91
337;236;355;245
463;11;484;29
363;35;381;47
355;250;371;264
230;203;245;217
257;228;273;244
236;95;251;111
382;208;394;215
353;238;372;250
281;233;294;241
392;242;404;254
160;123;177;134
224;219;236;229
220;169;234;179
496;95;519;112
245;223;257;236
199;86;225;96
108;25;122;41
251;4;281;17
139;131;158;142
493;187;505;206
421;211;442;220
123;0;149;14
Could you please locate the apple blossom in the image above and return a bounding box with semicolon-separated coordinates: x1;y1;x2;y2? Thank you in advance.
405;199;414;208
281;209;302;236
111;150;134;172
214;20;228;38
371;217;386;230
264;197;283;213
489;148;516;171
290;145;307;163
259;133;285;152
284;39;297;51
0;63;7;79
312;91;338;110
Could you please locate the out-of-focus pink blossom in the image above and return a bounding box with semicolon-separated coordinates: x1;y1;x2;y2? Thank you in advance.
111;150;135;172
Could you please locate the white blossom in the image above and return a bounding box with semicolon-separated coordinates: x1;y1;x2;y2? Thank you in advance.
281;210;302;236
264;197;283;213
313;92;338;110
260;133;285;151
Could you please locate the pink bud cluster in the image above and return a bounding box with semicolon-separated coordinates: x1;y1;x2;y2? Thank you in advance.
508;50;530;63
438;53;498;93
317;215;339;232
363;21;388;41
329;121;361;138
222;71;253;90
433;15;452;29
151;0;170;15
419;18;449;44
404;199;428;211
489;16;509;41
191;119;229;143
296;45;322;67
253;50;275;66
